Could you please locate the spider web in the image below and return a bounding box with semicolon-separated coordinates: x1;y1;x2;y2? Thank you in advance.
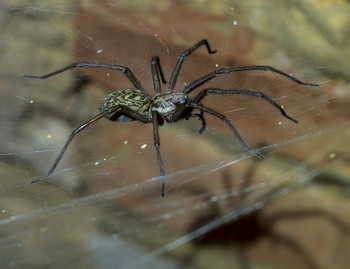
1;1;350;268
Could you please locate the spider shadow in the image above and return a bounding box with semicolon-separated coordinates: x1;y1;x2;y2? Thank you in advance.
310;152;350;198
185;157;350;269
60;73;95;120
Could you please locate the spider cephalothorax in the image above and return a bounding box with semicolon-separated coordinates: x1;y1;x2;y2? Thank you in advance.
151;92;188;120
22;39;319;197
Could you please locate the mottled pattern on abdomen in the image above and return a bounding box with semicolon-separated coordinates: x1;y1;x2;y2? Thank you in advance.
98;89;151;122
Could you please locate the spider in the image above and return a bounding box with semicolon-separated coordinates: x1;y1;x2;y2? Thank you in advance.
22;39;319;197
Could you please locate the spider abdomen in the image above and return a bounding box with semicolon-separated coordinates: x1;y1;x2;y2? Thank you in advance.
98;89;151;122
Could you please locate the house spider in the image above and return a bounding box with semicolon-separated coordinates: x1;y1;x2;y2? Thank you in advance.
22;39;319;197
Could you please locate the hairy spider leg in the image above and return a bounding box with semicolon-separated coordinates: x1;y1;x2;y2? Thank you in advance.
194;88;298;123
187;101;264;159
150;56;167;94
183;65;320;95
152;111;167;197
166;39;217;94
31;106;150;184
22;61;145;91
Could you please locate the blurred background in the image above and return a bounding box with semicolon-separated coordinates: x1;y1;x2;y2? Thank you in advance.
1;0;350;268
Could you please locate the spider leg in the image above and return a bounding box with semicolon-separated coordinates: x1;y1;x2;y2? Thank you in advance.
152;111;166;197
22;61;145;90
31;107;122;184
167;39;217;94
186;111;206;134
31;106;151;184
194;88;298;123
184;65;319;95
151;56;167;94
186;101;264;159
171;101;206;133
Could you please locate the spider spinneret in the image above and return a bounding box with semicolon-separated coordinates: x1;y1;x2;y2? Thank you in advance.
22;39;319;197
